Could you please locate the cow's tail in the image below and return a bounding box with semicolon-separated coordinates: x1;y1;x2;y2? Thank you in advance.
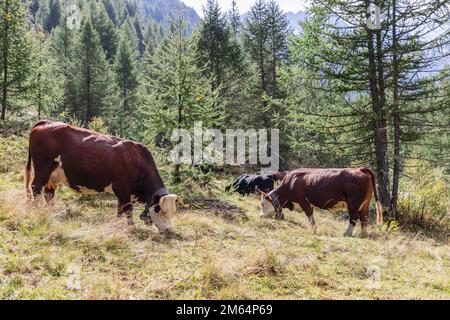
25;148;33;199
361;167;383;226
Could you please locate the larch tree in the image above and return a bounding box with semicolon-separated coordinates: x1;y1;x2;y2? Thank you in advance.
284;0;449;215
0;0;33;121
142;15;222;179
29;29;64;120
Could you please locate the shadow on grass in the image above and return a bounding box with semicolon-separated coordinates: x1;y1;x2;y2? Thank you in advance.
190;198;249;223
128;226;188;243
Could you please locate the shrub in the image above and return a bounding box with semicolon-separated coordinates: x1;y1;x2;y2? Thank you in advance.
0;135;28;174
397;160;449;241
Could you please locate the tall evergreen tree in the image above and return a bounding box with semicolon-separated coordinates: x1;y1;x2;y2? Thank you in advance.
198;0;232;90
29;30;64;119
266;0;289;98
114;32;139;137
133;15;145;57
284;0;450;213
102;0;117;26
66;18;117;123
92;2;119;61
44;0;61;32
143;15;222;178
243;0;289;128
229;0;241;35
0;0;33;121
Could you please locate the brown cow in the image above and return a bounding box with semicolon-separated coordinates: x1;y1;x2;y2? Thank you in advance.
258;168;383;237
25;120;182;233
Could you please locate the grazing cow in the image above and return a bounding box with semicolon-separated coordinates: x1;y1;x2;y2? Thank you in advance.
258;168;383;237
225;172;287;196
25;120;183;233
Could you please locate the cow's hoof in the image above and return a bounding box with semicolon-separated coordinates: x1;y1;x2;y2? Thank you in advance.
275;213;284;220
343;232;354;237
127;220;135;226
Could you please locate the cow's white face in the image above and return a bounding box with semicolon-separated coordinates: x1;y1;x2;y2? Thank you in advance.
260;194;276;218
148;194;179;233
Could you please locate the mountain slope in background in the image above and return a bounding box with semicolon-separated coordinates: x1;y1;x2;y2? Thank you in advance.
285;11;308;32
240;10;307;33
138;0;201;32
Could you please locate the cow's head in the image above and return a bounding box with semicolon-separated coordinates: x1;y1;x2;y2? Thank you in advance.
144;194;184;233
257;189;276;218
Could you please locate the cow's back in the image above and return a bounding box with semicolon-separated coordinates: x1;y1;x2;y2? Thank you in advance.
287;168;371;210
29;121;143;194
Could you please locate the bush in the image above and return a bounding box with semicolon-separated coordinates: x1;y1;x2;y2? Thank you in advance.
397;160;449;241
0;135;28;174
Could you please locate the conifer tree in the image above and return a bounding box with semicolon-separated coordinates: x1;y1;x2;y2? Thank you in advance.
114;32;139;136
66;18;117;123
143;15;222;178
92;2;118;61
0;0;33;121
29;30;64;119
44;0;61;32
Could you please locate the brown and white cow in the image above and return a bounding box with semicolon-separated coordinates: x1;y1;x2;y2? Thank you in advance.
258;168;383;237
25;120;182;233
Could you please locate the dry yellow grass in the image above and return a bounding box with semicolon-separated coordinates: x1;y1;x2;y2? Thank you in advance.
0;167;449;300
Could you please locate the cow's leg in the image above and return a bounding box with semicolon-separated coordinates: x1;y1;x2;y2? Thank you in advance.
114;185;134;225
31;163;57;205
44;187;56;205
344;202;359;237
358;200;370;237
297;199;316;233
117;199;133;225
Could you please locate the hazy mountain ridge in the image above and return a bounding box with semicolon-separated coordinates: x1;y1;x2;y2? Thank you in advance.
138;0;201;32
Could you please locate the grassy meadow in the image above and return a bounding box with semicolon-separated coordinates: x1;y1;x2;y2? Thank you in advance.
0;136;449;299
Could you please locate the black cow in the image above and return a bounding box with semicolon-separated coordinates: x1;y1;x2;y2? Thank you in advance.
225;172;286;196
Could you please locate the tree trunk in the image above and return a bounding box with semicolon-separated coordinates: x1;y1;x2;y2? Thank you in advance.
121;74;127;137
1;0;9;121
391;0;400;219
259;41;271;128
366;5;391;213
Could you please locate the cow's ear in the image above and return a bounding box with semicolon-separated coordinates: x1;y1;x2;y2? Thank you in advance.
176;196;187;208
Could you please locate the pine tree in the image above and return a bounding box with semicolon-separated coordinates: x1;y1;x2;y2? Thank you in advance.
114;32;139;137
66;18;117;123
229;0;240;35
29;30;64;119
198;0;249;124
243;0;289;128
121;17;139;53
198;0;232;90
266;0;288;98
30;0;40;22
284;0;450;213
92;2;119;61
44;0;61;32
0;0;33;121
133;15;145;57
102;0;117;26
142;15;222;178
